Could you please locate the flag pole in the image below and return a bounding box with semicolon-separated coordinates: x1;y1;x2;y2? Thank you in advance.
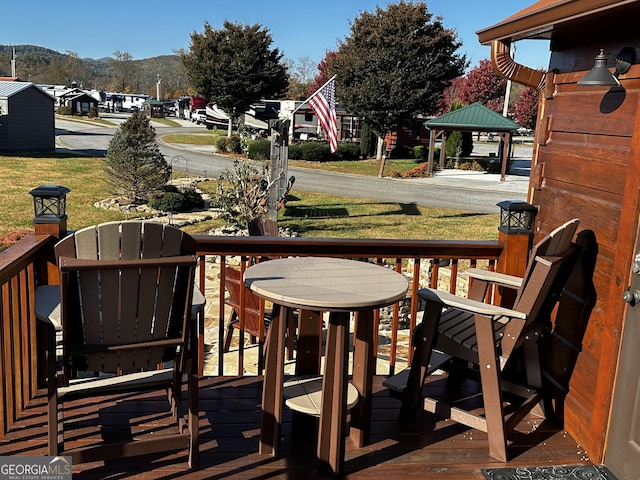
287;74;336;118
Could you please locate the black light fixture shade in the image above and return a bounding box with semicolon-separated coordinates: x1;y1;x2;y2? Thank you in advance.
578;47;635;87
577;49;619;86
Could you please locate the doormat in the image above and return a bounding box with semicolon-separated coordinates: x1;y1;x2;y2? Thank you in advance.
482;465;616;480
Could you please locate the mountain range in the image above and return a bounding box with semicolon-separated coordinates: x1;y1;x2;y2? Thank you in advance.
0;45;186;97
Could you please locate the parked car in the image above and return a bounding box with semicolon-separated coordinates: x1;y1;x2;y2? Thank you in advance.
191;109;206;124
516;127;534;136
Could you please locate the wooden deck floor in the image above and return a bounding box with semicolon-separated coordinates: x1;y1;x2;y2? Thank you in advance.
0;374;593;479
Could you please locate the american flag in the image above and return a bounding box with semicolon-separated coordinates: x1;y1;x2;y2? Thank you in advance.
308;77;338;153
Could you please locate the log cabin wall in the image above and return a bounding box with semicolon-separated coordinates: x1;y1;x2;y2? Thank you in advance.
531;33;640;461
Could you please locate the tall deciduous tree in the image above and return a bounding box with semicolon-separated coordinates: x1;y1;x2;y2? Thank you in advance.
110;50;136;92
457;59;507;112
308;50;338;95
48;51;93;87
512;86;540;130
287;56;316;99
333;1;466;153
181;21;289;133
104;112;171;203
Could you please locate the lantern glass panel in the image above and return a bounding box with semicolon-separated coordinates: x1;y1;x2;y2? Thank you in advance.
29;185;70;220
497;200;537;234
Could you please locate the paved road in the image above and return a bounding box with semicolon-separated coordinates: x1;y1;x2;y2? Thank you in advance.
55;115;530;214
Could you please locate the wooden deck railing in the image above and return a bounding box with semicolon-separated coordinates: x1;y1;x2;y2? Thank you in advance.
0;231;510;441
191;235;504;377
0;233;56;439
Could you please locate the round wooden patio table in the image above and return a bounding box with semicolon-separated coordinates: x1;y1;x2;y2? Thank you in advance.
244;256;408;476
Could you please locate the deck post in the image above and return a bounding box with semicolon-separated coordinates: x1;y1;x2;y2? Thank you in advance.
495;200;537;305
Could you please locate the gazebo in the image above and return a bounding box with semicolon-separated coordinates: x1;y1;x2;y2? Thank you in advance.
424;102;521;181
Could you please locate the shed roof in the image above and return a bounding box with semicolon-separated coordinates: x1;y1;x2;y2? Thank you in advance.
424;103;520;132
477;0;640;44
0;81;33;98
0;81;54;102
65;93;98;102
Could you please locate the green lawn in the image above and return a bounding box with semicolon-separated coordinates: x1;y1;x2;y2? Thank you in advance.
0;153;499;246
190;179;499;240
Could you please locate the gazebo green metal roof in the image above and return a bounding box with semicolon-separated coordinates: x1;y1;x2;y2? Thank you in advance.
424;102;520;132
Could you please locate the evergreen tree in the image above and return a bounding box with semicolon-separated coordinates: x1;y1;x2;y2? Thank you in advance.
104;112;171;203
445;100;473;159
360;122;376;158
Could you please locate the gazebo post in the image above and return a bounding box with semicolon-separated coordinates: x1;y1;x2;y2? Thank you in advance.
439;130;447;170
427;129;435;176
498;132;512;182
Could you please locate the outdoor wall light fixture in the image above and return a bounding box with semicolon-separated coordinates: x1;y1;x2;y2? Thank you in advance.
577;47;635;86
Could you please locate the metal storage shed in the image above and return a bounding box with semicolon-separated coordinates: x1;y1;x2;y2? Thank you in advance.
0;81;55;153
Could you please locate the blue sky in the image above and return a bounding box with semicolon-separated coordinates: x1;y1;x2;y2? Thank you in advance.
4;1;550;71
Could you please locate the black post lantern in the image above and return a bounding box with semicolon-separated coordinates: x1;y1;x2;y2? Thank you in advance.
496;200;538;289
29;185;70;237
497;200;538;235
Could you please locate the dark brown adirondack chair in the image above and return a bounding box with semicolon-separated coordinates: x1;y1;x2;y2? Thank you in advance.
386;218;580;462
247;216;279;237
223;216;296;360
47;221;200;468
222;265;272;352
222;216;276;353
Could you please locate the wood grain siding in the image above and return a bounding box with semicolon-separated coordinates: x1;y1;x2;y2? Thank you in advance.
531;63;640;460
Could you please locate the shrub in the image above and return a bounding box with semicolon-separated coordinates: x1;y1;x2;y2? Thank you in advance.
335;142;360;160
228;135;243;154
413;145;426;159
360;122;377;158
149;192;188;212
403;162;430;178
389;144;413;159
288;143;302;160
215;136;228;152
148;186;204;212
247;139;271;160
300;141;331;161
181;189;205;209
57;105;72;115
445;131;473;158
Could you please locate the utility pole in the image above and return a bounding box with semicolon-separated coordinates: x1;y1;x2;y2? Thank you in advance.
156;74;162;101
500;43;516;163
11;47;16;78
502;43;516;118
